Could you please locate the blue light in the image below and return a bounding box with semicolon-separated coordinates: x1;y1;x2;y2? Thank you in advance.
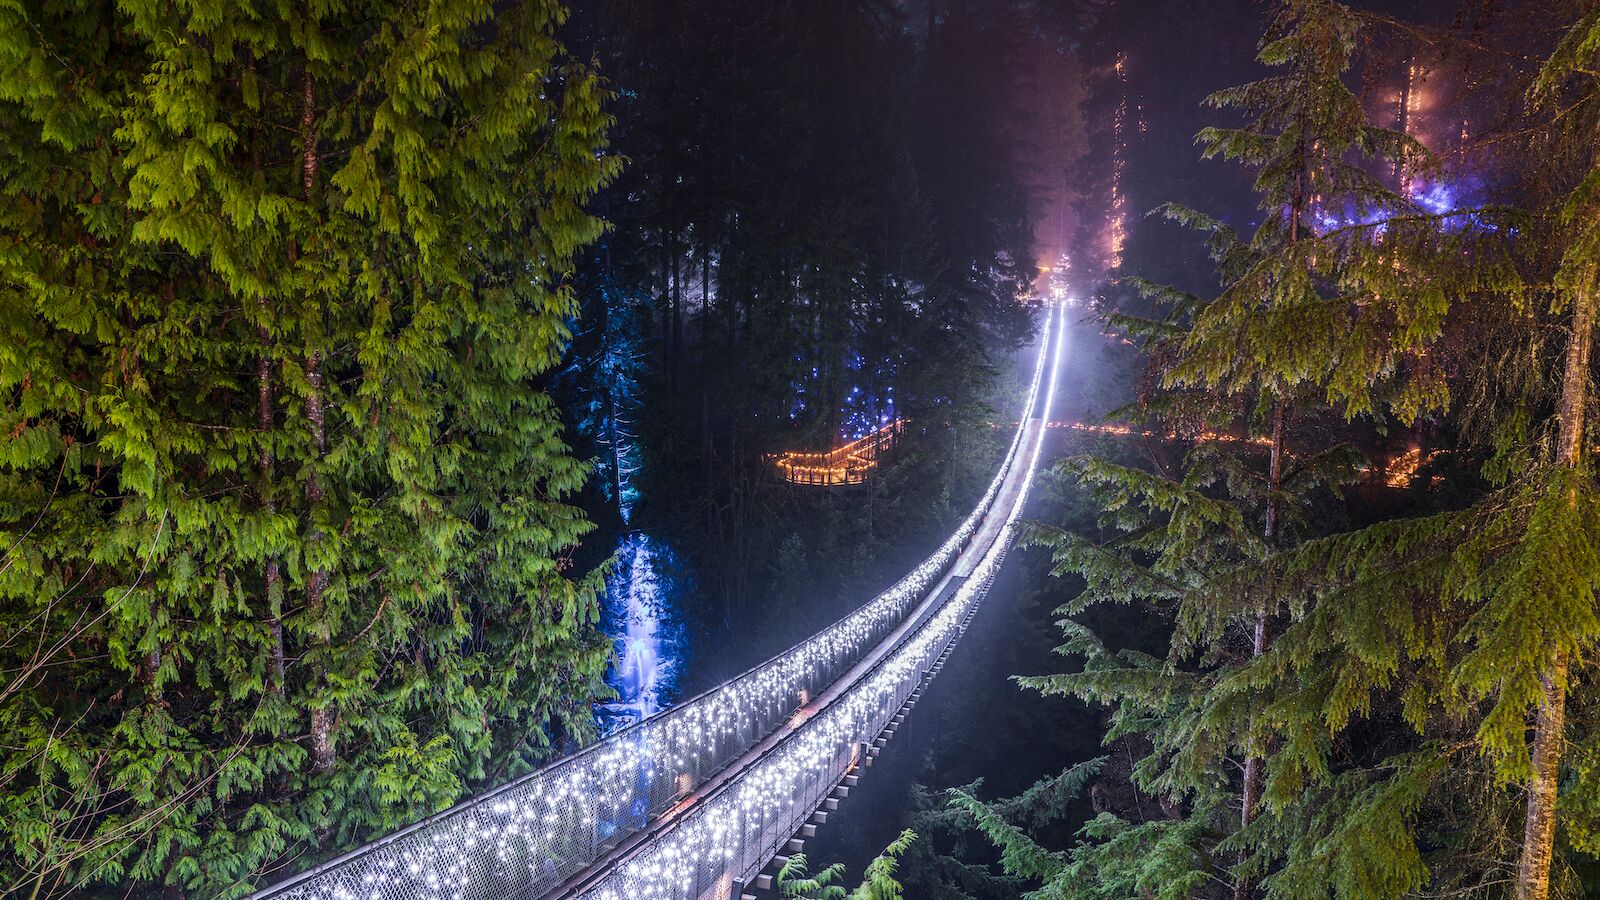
601;533;677;732
1412;180;1457;215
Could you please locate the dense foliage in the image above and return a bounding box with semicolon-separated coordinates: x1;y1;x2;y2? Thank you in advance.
938;2;1600;899
0;2;616;896
779;829;918;900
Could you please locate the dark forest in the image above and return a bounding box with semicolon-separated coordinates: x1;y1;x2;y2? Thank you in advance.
2;1;1599;899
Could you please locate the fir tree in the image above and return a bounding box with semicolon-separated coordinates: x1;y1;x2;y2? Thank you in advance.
1509;13;1600;894
1081;2;1448;891
952;1;1511;895
778;830;918;900
0;2;618;896
1134;8;1600;896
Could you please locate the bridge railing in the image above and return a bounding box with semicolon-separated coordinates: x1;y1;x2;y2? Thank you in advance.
577;308;1060;900
579;422;1037;900
252;311;1055;900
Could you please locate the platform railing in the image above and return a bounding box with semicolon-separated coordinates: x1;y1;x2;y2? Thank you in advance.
771;419;905;486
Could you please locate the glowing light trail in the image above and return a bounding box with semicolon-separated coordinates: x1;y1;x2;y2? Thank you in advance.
1106;52;1129;269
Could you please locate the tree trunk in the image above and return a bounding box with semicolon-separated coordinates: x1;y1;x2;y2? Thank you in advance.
1235;397;1286;900
258;321;284;697
702;244;713;494
671;235;682;395
142;646;163;702
1236;137;1307;900
303;347;328;614
606;386;625;519
1553;278;1593;469
661;240;672;380
1517;649;1570;900
299;68;336;775
247;64;286;701
1515;276;1593;900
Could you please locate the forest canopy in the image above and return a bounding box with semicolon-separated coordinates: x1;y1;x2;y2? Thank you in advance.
0;2;616;896
5;1;1600;899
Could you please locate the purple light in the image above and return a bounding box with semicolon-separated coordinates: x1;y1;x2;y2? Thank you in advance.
1409;180;1457;216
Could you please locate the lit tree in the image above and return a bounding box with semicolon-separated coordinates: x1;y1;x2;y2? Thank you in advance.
1506;14;1600;895
1164;9;1600;896
1085;1;1445;892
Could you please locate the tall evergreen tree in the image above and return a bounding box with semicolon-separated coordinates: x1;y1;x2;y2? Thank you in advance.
1510;13;1600;893
1124;9;1600;895
946;1;1510;896
1151;8;1449;894
0;2;617;896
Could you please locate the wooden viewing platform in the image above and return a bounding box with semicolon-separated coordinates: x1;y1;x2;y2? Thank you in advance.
771;419;905;486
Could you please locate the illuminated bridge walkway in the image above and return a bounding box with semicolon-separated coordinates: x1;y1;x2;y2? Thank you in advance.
255;307;1068;900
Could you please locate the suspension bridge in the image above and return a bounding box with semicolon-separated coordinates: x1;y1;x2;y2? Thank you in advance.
253;306;1068;900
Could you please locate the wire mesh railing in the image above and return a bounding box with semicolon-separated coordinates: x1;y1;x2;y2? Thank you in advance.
251;309;1056;900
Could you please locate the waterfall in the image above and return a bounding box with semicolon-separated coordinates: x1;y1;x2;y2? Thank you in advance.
603;531;672;727
586;285;680;735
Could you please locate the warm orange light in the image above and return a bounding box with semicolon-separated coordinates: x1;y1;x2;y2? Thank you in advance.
987;419;1276;448
1107;51;1130;269
1383;447;1425;488
771;419;906;486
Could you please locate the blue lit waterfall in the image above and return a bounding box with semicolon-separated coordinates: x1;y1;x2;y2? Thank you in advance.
589;289;681;735
602;531;675;727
